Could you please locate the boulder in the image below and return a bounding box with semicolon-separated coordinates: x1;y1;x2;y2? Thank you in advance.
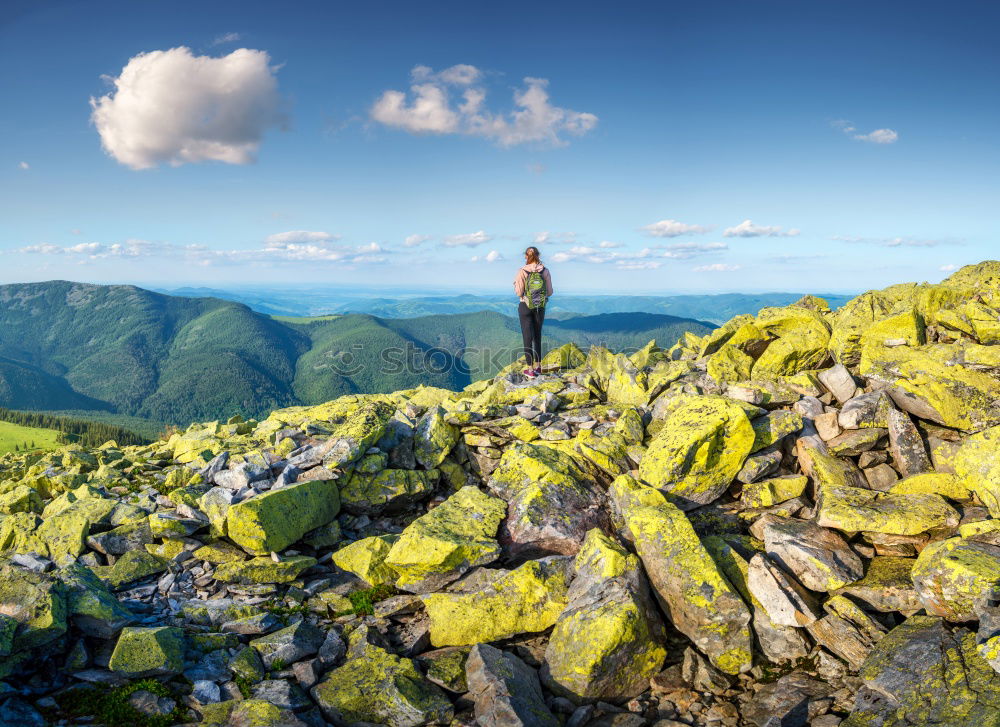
340;468;437;515
421;557;572;647
747;553;822;627
224;479;340;555
108;626;185;676
466;643;559;727
816;482;960;535
911;537;1000;621
330;534;399;587
488;442;605;557
311;641;453;727
385;485;506;593
638;395;756;509
762;517;864;591
543;529;666;699
844;615;1000;726
0;564;67;652
886;407;932;478
213;555;316;584
414;405;460;468
622;495;752;674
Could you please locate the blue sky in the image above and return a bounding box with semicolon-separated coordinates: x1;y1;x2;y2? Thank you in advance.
1;0;997;294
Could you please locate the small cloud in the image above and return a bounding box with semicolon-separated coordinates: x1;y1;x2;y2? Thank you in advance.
533;231;577;245
940;263;960;272
371;64;597;147
833;119;898;145
18;161;29;170
211;32;242;45
640;219;711;238
403;234;430;248
265;230;340;246
616;261;661;270
442;230;492;248
657;241;728;259
471;249;504;263
694;263;741;272
598;240;622;248
90;46;286;169
723;220;800;238
833;235;960;248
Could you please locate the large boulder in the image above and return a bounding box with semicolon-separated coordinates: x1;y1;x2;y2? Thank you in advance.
488;442;605;557
421;557;573;647
224;479;340;555
340;468;437;515
108;626;186;677
385;485;506;593
638;395;756;509
816;481;960;535
844;615;1000;726
761;516;864;592
466;643;559;727
311;641;454;727
622;493;752;674
414;405;460;468
911;537;1000;621
543;529;666;699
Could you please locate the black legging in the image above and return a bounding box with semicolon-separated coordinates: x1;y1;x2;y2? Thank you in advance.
518;302;545;367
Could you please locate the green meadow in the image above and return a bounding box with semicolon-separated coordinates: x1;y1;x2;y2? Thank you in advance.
0;419;64;455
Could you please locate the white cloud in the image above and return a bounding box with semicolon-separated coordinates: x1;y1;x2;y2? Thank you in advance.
657;242;728;259
694;263;741;272
264;230;340;246
90;46;286;169
533;231;577;245
371;65;597;147
939;264;960;272
17;237;385;267
441;230;492;248
640;219;711;237
211;32;242;45
833;120;899;145
723;220;800;238
598;240;622;248
403;234;430;248
18;161;29;170
833;235;959;248
471;249;505;263
616;261;661;270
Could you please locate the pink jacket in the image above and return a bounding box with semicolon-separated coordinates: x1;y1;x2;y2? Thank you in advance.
513;263;554;302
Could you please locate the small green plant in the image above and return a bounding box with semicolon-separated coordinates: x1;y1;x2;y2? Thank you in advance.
347;583;396;616
271;657;288;671
234;675;254;698
53;678;186;727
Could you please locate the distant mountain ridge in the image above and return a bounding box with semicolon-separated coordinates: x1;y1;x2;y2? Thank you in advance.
155;286;856;324
0;281;715;425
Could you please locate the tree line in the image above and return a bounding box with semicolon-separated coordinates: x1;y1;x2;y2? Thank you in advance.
0;407;148;448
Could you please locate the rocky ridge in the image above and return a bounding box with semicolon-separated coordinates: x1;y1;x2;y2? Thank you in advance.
3;261;1000;726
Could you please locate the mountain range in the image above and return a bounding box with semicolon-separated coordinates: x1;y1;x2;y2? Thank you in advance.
156;286;856;324
0;281;717;426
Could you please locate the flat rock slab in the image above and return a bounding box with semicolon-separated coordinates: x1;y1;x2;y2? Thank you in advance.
466;643;559;727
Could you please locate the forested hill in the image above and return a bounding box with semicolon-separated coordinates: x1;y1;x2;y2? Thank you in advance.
0;281;714;425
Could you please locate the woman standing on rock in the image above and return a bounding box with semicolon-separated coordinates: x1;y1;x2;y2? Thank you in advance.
513;246;553;378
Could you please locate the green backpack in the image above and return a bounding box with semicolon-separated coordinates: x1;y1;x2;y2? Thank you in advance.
525;270;548;310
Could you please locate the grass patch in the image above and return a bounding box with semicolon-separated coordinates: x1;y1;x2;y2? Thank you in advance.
51;678;186;727
346;584;396;616
0;419;63;455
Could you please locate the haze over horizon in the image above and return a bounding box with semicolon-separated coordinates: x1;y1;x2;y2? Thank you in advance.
3;0;997;293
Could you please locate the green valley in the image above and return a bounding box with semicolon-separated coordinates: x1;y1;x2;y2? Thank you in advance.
0;419;63;455
0;281;715;426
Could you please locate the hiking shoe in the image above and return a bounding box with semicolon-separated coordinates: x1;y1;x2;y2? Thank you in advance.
533;367;542;376
522;368;537;378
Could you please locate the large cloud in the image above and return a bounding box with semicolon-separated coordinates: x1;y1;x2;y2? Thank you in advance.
372;65;597;147
90;46;286;169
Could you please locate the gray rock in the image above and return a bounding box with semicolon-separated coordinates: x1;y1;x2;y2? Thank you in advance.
818;364;857;404
887;407;932;478
191;679;222;704
847;615;1000;725
0;698;46;727
762;517;864;592
737;446;783;484
744;670;832;727
253;678;312;710
466;643;559;727
250;620;325;669
317;628;346;667
86;520;154;556
747;553;822;627
838;391;892;430
128;688;177;716
198;451;230;482
221;613;283;635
